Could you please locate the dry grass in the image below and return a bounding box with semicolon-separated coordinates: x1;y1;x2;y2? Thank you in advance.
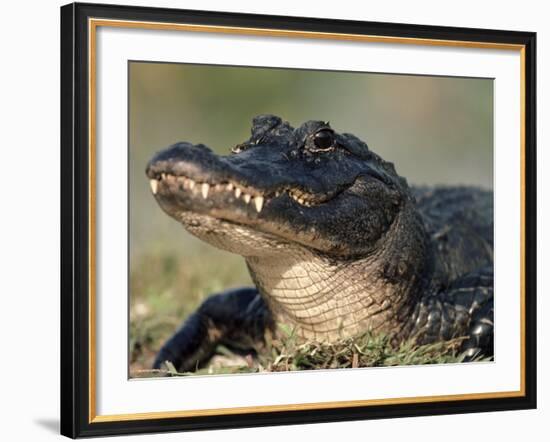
132;325;473;378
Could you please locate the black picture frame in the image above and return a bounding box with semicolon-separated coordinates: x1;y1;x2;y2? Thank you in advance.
60;2;537;438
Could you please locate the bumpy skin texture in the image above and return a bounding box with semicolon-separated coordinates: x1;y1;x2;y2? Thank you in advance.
397;188;493;357
146;115;494;371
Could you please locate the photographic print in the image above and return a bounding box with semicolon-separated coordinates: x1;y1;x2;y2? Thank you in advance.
129;63;494;378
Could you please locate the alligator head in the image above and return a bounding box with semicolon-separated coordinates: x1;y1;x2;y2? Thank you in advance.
146;115;429;341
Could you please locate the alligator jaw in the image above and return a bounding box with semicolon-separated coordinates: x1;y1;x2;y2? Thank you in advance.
147;168;353;257
149;172;272;214
148;171;339;213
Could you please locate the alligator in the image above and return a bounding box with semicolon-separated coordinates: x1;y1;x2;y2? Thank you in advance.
146;114;494;372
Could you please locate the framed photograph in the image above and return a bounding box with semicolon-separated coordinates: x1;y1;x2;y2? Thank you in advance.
60;2;537;438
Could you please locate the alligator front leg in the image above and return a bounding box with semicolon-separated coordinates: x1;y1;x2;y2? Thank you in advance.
153;287;273;372
402;266;494;360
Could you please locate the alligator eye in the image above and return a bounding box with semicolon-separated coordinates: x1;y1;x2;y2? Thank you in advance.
313;129;334;151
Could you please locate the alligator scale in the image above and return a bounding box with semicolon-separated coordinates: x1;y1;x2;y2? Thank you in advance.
146;115;494;372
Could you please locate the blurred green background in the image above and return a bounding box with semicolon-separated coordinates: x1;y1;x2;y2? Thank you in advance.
128;62;493;374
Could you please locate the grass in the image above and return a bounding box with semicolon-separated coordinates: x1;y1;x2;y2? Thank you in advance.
129;248;252;373
130;252;485;378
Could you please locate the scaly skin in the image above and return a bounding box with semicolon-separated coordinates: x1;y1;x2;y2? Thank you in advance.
146;115;493;371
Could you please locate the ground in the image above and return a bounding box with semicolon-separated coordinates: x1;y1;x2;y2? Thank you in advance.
129;252;481;378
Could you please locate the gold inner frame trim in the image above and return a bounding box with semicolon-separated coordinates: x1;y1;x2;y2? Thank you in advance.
88;17;527;423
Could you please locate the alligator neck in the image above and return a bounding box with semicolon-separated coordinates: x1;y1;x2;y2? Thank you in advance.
245;202;430;342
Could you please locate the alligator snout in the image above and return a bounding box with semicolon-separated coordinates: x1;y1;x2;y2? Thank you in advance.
146;142;227;183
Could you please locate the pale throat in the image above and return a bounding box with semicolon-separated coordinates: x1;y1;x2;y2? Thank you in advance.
245;244;417;342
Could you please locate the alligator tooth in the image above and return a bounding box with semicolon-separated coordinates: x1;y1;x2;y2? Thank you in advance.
243;194;251;204
234;188;242;198
226;183;234;191
201;183;210;199
149;179;158;195
189;180;195;189
254;196;264;212
161;173;166;180
215;184;224;192
298;197;304;205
